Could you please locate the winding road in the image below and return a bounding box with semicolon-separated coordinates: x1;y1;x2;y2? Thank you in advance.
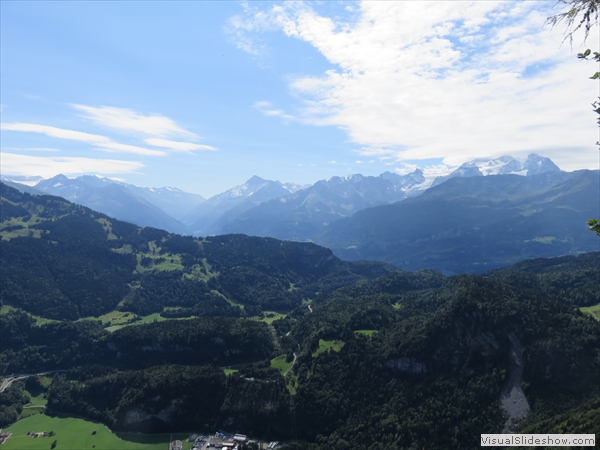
283;353;297;377
0;370;66;393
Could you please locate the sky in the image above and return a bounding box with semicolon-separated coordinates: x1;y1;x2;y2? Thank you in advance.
1;1;598;198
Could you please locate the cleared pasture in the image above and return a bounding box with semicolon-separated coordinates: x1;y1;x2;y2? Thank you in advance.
580;303;600;321
312;339;343;358
1;413;172;449
354;329;378;337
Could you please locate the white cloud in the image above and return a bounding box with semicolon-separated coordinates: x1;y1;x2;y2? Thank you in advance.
72;104;198;138
95;142;167;157
3;147;60;153
393;163;419;175
145;138;217;152
2;122;166;156
235;1;599;170
354;147;397;157
254;101;295;121
2;123;108;143
1;153;144;178
226;1;312;56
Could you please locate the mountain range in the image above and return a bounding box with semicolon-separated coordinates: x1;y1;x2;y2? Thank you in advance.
183;175;306;236
2;153;562;238
4;153;597;274
320;169;599;274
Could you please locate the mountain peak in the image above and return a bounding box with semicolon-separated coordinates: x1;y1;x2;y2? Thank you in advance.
48;173;70;181
523;153;561;175
246;175;267;184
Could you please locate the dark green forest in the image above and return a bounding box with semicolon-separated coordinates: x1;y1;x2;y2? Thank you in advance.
0;183;398;320
1;182;599;449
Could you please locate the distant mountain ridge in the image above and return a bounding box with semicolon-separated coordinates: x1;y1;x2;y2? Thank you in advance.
222;172;411;240
430;154;560;187
1;153;565;239
319;169;599;274
25;174;199;235
183;175;306;236
222;153;563;241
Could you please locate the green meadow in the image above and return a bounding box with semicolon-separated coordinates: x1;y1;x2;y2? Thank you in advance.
270;354;293;374
580;303;600;321
1;413;181;449
354;329;378;337
312;339;343;358
271;355;298;394
259;311;287;324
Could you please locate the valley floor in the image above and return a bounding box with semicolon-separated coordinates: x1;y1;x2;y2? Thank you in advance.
1;413;178;449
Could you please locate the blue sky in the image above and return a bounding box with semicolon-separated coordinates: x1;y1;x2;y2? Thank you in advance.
1;1;598;197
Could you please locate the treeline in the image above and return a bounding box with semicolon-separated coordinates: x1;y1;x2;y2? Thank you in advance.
48;361;292;438
1;235;134;319
0;313;275;374
47;365;226;433
0;380;29;427
104;317;275;369
120;271;242;317
0;311;107;373
487;252;600;306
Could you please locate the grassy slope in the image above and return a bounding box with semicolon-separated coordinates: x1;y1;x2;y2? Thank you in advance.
354;329;378;337
312;339;343;358
271;355;293;374
271;355;297;395
580;303;600;321
1;414;180;450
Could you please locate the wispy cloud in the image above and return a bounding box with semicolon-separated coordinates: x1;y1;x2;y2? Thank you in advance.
225;1;300;56
3;147;60;153
2;123;109;143
1;153;144;178
72;104;198;138
96;142;167;157
144;138;217;152
354;147;398;158
254;101;295;121
1;122;166;156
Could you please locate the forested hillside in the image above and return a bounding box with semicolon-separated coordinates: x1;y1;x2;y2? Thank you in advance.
0;183;397;320
1;181;599;449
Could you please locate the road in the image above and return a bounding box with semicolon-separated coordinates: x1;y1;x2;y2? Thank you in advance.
0;370;66;393
283;353;297;377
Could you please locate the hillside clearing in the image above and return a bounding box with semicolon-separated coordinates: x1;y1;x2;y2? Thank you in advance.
580;303;600;321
